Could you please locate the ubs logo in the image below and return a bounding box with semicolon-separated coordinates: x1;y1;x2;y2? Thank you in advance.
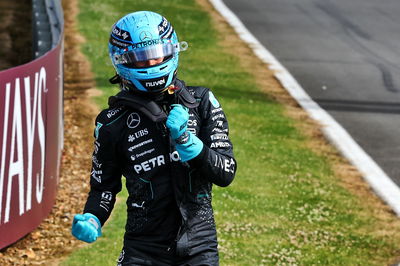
127;112;140;129
140;31;152;41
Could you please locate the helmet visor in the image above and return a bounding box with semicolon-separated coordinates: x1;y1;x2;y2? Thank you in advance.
113;41;188;65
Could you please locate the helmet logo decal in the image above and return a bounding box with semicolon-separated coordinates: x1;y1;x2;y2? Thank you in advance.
112;26;132;41
146;78;165;88
158;17;170;36
139;31;153;41
132;39;162;49
127;112;141;129
139;76;169;91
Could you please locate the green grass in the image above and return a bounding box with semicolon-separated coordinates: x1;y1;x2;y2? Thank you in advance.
62;0;400;265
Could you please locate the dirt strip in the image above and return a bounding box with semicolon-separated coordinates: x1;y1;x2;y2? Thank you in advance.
0;0;97;264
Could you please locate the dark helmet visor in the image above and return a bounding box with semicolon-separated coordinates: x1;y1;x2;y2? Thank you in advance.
113;41;188;65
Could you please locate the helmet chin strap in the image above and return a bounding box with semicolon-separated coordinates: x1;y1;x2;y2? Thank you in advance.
109;73;177;95
108;75;199;110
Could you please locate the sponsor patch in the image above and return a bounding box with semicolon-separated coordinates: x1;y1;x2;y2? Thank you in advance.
128;138;153;151
91;169;102;183
188;119;198;127
212;113;225;121
134;155;166;174
211;133;228;141
210;142;231;148
100;191;112;212
188;128;197;134
95;122;103;139
107;107;122;118
209;91;220;108
169;151;181;162
117;250;125;263
94;141;100;154
132;201;145;209
132;39;163;49
127;112;141;129
136;148;155;158
158;17;172;38
92;155;102;168
128;135;135;142
211;107;222;114
214;155;235;174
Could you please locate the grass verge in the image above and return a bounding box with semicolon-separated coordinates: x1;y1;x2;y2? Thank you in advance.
61;0;400;265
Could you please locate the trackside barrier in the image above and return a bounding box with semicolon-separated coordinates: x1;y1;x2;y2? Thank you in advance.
32;0;64;58
0;0;63;249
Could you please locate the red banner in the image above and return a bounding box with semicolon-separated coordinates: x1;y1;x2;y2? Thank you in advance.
0;39;63;249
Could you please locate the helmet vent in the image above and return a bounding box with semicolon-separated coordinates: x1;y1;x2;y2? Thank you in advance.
137;70;147;74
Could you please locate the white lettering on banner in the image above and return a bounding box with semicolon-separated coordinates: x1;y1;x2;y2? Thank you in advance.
24;74;38;211
0;84;11;224
214;155;235;174
36;68;46;204
133;155;166;174
0;67;47;224
5;79;25;223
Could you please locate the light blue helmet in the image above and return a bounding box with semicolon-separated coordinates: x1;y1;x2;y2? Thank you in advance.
109;11;188;93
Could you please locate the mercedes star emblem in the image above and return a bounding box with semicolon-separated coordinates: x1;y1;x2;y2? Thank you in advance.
127;112;141;129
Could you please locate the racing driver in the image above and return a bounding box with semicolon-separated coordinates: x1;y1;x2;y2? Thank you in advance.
71;11;237;265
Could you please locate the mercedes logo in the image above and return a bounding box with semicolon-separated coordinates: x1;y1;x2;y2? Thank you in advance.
127;112;141;129
140;31;152;41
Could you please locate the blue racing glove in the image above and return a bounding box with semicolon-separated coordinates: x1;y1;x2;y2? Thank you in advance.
166;104;204;162
71;213;102;243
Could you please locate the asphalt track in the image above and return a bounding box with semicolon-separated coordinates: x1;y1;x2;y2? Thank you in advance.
222;0;400;185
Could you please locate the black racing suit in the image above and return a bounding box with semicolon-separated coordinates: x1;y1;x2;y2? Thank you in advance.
83;80;237;265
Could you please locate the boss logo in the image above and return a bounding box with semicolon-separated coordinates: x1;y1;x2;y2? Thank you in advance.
107;107;122;118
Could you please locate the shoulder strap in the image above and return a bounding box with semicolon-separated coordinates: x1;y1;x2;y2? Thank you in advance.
173;79;200;109
108;91;167;123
